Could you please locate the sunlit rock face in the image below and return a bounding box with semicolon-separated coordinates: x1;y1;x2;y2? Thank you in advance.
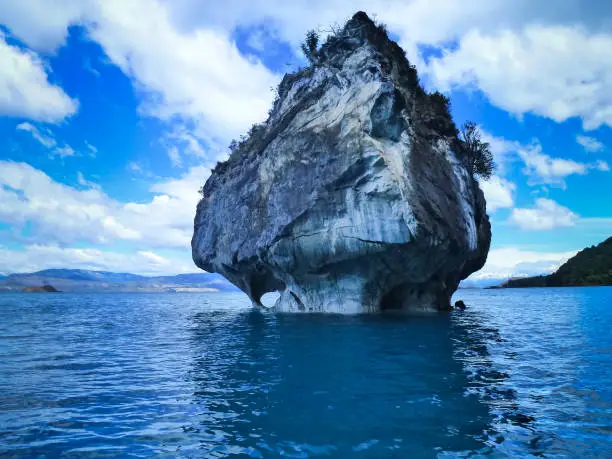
192;12;490;313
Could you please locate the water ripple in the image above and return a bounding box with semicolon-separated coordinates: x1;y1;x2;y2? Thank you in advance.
0;288;611;457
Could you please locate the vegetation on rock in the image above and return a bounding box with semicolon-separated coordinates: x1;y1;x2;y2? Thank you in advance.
459;121;495;180
301;30;320;64
201;12;496;200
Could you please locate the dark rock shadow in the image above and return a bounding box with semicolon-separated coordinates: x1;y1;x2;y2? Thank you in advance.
184;308;519;457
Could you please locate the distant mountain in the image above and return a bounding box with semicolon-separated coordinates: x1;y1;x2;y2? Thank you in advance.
504;237;612;288
24;285;60;293
459;277;511;289
7;269;146;282
0;269;238;293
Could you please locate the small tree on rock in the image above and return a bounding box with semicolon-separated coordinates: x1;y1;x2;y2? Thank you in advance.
301;30;320;64
460;121;495;180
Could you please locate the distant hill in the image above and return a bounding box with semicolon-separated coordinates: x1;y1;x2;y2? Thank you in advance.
504;237;612;288
0;269;238;293
24;285;60;293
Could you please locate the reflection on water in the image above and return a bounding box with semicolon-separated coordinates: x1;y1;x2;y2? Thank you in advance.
0;288;611;457
187;311;492;457
455;288;612;457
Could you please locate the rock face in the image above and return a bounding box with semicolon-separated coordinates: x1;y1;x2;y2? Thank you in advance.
192;12;491;313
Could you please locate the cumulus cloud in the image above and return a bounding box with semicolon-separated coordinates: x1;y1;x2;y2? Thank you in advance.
0;244;198;276
1;0;279;143
0;160;209;249
480;131;608;188
3;0;611;138
518;144;588;187
480;132;521;174
517;143;609;187
0;34;77;123
576;134;605;152
479;176;515;212
85;0;279;143
428;25;612;130
0;0;91;52
2;0;612;277
509;198;578;230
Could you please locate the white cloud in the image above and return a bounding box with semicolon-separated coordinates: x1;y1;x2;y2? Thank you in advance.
138;250;170;265
1;0;278;144
149;165;209;202
0;161;133;244
479;176;515;212
0;160;209;249
3;0;612;137
0;33;77;123
471;247;576;280
127;161;142;173
85;141;98;157
16;122;56;147
16;122;83;159
481;132;520;174
166;0;610;51
509;198;578;230
246;28;270;53
85;0;279;143
515;143;609;188
576;134;605;152
428;25;612;130
166;126;207;158
76;171;101;190
168;146;182;168
52;145;76;158
0;244;198;276
0;0;91;52
163;125;210;167
518;144;588;187
480;131;608;188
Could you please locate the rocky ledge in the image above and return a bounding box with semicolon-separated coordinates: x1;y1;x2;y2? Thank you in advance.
192;12;490;313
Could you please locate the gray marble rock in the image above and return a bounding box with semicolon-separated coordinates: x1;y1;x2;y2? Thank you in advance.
192;12;491;313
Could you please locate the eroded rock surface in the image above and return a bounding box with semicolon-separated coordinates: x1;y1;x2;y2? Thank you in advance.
192;12;491;313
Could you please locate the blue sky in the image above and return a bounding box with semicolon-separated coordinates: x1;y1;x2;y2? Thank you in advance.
0;0;610;279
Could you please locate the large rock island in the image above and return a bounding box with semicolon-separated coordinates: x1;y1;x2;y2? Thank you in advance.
192;12;491;313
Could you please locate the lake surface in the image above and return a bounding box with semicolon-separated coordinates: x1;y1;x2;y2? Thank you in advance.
1;288;611;458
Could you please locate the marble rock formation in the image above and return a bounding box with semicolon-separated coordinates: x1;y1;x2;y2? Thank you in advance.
192;12;491;313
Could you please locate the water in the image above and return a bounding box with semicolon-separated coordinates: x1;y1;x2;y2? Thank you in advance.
0;288;611;458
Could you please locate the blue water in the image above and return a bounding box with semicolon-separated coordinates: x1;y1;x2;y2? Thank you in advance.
0;288;611;458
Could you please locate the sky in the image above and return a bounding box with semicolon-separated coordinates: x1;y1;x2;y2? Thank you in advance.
0;0;611;280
